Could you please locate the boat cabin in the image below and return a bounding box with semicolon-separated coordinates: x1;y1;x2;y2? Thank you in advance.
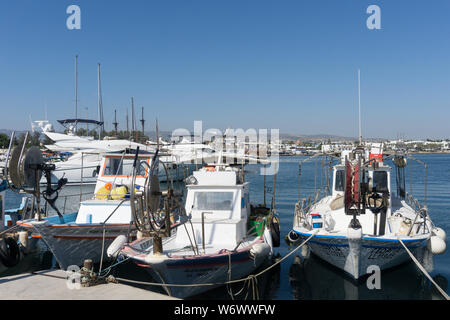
332;149;391;199
176;164;250;249
317;149;396;236
75;153;153;225
332;165;391;198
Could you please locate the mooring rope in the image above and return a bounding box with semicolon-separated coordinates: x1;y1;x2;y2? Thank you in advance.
110;231;318;298
398;237;449;300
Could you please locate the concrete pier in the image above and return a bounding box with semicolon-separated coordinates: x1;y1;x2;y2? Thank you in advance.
0;269;178;300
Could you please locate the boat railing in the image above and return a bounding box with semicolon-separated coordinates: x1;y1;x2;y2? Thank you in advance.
46;191;94;215
294;188;324;227
404;191;430;235
295;152;339;225
405;192;422;212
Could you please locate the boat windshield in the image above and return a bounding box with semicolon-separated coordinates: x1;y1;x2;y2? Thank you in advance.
193;191;234;211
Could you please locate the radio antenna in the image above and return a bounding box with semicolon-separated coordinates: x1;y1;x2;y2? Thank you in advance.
358;69;362;145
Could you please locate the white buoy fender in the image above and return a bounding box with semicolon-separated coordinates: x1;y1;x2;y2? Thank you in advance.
18;231;28;249
106;235;127;258
347;227;363;240
250;242;271;260
432;227;446;241
427;236;446;255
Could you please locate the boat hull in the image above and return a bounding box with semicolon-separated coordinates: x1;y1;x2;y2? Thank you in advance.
293;229;429;279
18;215;132;270
123;239;271;298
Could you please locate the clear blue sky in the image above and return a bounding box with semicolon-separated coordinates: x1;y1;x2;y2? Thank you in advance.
1;0;449;139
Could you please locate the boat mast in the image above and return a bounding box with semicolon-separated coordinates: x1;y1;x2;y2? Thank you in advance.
126;108;129;137
113;109;118;135
140;106;145;143
358;69;362;145
74;55;78;133
97;63;104;139
85;107;89;135
156;118;159;150
131;97;135;141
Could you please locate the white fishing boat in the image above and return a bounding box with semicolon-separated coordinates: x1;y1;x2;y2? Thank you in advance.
288;145;447;279
115;155;280;298
14;148;162;270
288;70;447;280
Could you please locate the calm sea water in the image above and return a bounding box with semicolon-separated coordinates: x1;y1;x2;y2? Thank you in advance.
2;154;449;300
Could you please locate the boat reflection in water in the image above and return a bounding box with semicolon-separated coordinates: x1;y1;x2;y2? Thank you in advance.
289;254;448;300
187;256;281;300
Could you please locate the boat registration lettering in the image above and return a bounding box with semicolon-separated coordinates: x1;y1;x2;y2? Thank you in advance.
320;244;344;257
368;247;398;260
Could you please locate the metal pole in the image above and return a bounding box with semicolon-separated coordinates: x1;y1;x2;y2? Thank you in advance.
97;63;103;139
263;164;266;207
86;107;89;134
131;97;136;141
202;212;206;253
35;170;41;221
80;152;84;203
4;131;15;177
141;106;145;143
75;55;78;133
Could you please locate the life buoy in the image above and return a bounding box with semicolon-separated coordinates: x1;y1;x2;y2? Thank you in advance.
0;237;21;268
269;215;280;247
205;165;216;172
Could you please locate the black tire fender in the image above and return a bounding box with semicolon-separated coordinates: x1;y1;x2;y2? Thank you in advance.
0;237;21;268
269;215;281;248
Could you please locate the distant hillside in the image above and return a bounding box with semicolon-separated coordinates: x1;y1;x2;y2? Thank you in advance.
0;128;398;143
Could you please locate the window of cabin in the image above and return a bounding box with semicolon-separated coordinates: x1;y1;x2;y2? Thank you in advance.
335;169;345;191
102;157;147;177
193;191;234;211
373;171;388;193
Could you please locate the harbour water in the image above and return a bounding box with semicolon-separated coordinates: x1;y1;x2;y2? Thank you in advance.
2;154;449;300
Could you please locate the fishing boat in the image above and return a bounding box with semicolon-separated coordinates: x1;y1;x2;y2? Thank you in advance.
288;145;447;279
288;70;446;279
1;170;38;272
13;146;160;270
114;153;280;298
288;71;446;279
0;177;22;273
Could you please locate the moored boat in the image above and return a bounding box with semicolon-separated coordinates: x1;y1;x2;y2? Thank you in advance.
116;155;280;298
15;150;160;270
288;145;447;279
